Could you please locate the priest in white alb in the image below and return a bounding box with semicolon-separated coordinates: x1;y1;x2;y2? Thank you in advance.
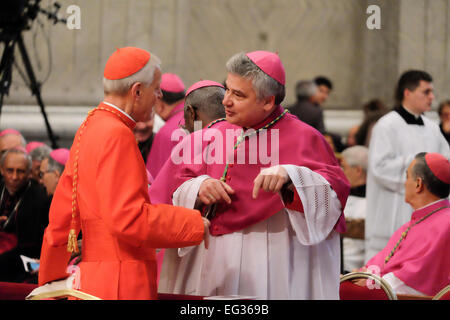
365;70;450;261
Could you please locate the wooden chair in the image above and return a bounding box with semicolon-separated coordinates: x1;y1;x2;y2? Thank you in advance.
340;272;397;300
397;293;433;300
432;285;450;300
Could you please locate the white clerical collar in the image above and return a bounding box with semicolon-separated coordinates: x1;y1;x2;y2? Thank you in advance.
102;101;136;123
403;105;422;119
416;199;446;211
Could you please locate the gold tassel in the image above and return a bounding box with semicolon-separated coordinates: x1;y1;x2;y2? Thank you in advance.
67;228;79;253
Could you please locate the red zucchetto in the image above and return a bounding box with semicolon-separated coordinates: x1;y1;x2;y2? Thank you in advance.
104;47;151;80
425;152;450;184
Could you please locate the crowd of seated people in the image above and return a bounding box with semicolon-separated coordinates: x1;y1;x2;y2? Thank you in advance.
0;66;448;302
0;129;69;284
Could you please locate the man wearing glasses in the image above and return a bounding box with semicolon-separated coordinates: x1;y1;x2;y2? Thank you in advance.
0;148;50;283
38;148;69;197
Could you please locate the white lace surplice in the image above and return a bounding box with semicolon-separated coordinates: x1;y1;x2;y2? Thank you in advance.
158;165;343;300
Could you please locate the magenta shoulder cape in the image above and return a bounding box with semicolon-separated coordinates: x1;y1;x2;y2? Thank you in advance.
149;106;350;235
146;102;185;179
366;199;450;296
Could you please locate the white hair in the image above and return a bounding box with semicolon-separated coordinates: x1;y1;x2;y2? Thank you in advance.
30;144;52;161
103;53;162;95
46;155;65;174
341;145;369;171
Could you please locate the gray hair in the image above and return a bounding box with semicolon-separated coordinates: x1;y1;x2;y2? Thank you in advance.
341;146;368;171
185;86;226;119
103;54;162;95
46;155;65;175
295;80;318;100
29;144;52;162
412;152;449;199
226;52;285;105
0;148;32;172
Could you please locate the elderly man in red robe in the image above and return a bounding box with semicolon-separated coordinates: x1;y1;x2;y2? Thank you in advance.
150;51;350;299
37;47;209;300
363;152;449;297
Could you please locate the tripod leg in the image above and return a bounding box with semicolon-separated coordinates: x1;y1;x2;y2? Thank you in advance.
16;34;59;148
0;39;16;119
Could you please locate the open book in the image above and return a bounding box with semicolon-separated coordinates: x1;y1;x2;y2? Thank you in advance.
26;275;100;300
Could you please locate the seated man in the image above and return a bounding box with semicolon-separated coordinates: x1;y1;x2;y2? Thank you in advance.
340;145;368;272
182;80;226;133
363;152;449;296
27;142;52;182
0;148;50;283
39;149;70;197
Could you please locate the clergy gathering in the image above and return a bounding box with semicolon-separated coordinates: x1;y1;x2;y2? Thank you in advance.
0;0;449;305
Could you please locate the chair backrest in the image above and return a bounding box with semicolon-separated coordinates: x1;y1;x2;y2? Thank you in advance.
432;285;450;300
340;272;397;300
396;294;433;300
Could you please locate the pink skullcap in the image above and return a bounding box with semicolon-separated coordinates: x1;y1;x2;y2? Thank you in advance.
185;80;224;98
104;47;151;80
12;146;27;154
246;50;285;85
50;148;70;166
160;73;185;93
0;128;21;137
26;141;45;153
425;153;450;184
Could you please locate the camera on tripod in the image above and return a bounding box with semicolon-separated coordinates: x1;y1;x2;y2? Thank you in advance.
0;0;66;148
0;0;65;33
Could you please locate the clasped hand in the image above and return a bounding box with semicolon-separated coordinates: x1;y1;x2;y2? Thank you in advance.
197;165;290;205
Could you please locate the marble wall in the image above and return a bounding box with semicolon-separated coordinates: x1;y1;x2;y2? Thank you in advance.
0;0;448;145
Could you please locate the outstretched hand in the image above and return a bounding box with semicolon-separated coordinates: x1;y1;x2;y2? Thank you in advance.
253;165;290;199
